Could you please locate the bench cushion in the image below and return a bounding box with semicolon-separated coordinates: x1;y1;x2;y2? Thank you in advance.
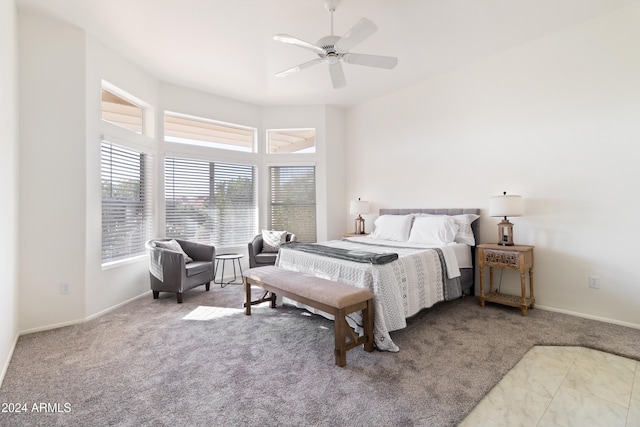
243;266;373;309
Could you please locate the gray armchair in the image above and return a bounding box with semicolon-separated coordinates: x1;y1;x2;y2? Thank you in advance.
248;233;296;268
146;239;215;303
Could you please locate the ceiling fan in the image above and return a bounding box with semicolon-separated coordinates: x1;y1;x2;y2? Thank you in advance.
273;0;398;89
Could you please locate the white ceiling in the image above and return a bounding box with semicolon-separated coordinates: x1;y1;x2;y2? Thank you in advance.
17;0;640;107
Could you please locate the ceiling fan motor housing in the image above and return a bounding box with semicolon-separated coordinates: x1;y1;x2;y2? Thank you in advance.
317;35;344;62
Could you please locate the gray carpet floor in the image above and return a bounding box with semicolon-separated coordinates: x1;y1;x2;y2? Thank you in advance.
1;283;639;427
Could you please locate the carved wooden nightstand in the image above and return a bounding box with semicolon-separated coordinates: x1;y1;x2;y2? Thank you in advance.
477;243;535;316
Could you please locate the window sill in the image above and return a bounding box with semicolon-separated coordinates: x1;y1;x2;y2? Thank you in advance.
101;254;146;270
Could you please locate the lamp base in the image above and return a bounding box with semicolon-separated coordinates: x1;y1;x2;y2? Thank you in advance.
354;215;365;235
497;219;515;246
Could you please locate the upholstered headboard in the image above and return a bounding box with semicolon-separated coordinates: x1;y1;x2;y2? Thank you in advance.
378;208;480;245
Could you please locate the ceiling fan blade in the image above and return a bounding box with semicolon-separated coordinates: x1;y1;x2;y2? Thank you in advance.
329;62;346;89
343;53;398;69
273;34;325;56
334;18;377;52
276;59;323;77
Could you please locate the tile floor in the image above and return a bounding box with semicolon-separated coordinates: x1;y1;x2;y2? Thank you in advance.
459;346;640;427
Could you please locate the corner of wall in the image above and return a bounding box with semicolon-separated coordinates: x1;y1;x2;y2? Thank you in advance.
0;0;19;388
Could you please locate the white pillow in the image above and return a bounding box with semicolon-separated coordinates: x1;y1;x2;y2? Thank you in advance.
262;229;287;253
370;215;413;242
408;216;459;245
155;239;193;263
451;214;480;246
415;213;480;246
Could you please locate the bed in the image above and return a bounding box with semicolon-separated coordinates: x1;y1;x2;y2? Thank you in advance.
275;208;480;352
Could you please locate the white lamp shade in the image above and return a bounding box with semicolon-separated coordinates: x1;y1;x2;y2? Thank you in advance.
350;200;370;215
489;194;523;217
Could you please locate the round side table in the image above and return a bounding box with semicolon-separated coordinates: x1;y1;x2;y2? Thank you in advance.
214;253;244;287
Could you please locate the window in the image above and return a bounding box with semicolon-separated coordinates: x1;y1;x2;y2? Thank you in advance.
267;129;316;154
101;141;153;264
101;88;144;134
164;112;256;152
269;166;316;242
165;157;257;247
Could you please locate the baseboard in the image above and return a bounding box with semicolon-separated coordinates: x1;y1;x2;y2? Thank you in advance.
85;291;151;322
0;332;19;388
19;291;151;336
472;291;640;330
536;304;640;330
19;318;86;336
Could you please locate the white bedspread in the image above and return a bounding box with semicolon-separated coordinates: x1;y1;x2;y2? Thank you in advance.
275;238;462;352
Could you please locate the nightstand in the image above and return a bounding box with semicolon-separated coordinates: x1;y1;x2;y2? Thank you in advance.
477;243;535;316
342;233;369;238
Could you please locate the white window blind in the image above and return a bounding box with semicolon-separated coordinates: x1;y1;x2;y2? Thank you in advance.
165;157;257;247
269;166;316;243
101;88;144;134
164;112;256;153
101;141;152;264
267;128;316;153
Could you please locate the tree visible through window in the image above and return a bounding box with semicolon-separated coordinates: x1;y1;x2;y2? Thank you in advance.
165;157;257;246
269;166;316;242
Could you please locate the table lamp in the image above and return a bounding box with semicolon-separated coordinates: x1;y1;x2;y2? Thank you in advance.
489;192;523;246
349;198;370;234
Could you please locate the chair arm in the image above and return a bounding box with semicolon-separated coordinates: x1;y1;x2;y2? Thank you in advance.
146;244;186;284
248;235;264;268
249;235;263;256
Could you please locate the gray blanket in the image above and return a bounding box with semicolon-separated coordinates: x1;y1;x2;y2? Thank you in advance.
282;242;399;265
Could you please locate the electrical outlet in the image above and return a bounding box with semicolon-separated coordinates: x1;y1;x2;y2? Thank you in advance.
589;275;600;289
60;282;71;295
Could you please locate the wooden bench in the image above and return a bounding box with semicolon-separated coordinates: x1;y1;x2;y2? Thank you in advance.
242;266;374;367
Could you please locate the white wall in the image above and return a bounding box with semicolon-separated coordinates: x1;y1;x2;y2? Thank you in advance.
346;4;640;326
324;106;347;240
18;11;87;331
0;0;19;386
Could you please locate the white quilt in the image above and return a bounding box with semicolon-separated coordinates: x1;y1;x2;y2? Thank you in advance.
275;238;461;352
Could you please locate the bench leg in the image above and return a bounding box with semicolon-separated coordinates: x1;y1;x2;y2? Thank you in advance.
270;292;276;308
244;278;251;315
334;309;347;367
244;278;277;314
363;299;374;353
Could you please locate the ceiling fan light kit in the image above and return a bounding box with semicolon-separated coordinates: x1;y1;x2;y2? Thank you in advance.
274;0;398;89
